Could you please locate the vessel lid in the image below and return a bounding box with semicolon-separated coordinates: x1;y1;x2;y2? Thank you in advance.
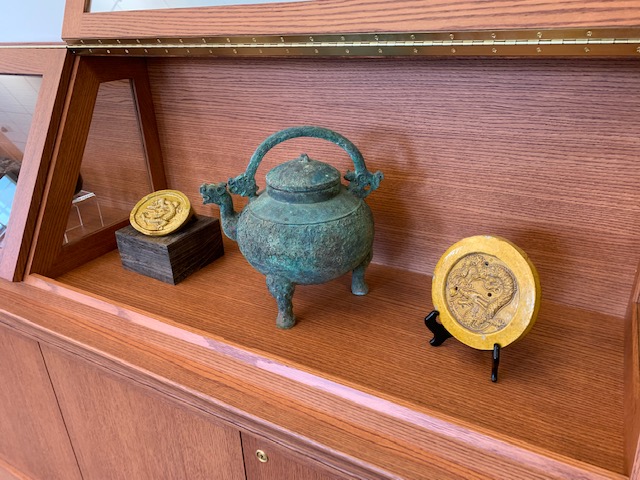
266;154;341;202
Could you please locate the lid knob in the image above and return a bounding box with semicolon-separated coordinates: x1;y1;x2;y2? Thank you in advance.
266;154;341;204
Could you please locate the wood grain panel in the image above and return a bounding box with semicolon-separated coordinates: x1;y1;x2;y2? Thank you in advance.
132;61;168;192
63;0;640;40
80;79;153;212
146;57;640;318
242;432;346;480
0;323;81;480
54;240;625;474
1;279;623;479
0;48;66;76
41;342;246;480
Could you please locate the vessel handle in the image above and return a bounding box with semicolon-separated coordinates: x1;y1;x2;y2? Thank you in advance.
227;126;383;199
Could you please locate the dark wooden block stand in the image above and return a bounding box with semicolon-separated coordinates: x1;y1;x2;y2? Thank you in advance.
115;216;223;285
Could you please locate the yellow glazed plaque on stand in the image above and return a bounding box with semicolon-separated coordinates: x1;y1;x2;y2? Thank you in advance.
130;190;193;236
432;235;541;350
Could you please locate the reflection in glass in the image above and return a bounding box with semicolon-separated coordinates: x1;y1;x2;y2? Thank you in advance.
64;79;153;244
0;74;42;248
89;0;306;12
0;172;18;248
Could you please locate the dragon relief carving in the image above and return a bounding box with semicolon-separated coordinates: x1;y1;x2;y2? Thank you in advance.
137;197;180;231
446;253;517;334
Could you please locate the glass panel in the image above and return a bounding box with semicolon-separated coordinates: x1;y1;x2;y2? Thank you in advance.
0;74;42;249
64;79;153;244
89;0;307;13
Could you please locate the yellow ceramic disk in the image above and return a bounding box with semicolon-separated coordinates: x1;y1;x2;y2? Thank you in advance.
130;190;193;236
432;235;540;350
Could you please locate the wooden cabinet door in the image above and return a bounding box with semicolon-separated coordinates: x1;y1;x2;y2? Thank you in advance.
41;344;245;480
242;432;348;480
0;323;81;480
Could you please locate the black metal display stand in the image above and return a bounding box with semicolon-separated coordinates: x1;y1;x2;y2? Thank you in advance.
424;310;501;383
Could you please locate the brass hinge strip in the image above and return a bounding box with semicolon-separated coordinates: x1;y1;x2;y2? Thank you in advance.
67;29;640;57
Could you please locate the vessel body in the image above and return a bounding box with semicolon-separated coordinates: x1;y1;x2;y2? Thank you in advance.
237;186;374;284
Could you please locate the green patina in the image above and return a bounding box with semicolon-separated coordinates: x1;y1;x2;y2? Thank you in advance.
200;126;383;329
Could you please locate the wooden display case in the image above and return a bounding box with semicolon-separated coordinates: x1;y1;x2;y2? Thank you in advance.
0;2;639;479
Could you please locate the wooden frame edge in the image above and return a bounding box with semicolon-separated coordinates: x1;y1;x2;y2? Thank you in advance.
0;455;31;480
0;48;72;281
625;261;640;475
131;59;168;192
28;55;166;278
631;303;640;479
61;0;640;42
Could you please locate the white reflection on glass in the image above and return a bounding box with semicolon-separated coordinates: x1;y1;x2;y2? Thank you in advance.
0;172;17;247
90;0;307;12
0;74;42;248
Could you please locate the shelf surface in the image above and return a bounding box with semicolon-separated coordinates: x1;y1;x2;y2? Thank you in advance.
55;238;625;474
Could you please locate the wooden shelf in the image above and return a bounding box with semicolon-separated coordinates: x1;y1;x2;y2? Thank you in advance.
53;238;625;474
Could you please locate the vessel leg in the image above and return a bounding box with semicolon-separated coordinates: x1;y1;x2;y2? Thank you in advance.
266;275;296;329
351;249;372;296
